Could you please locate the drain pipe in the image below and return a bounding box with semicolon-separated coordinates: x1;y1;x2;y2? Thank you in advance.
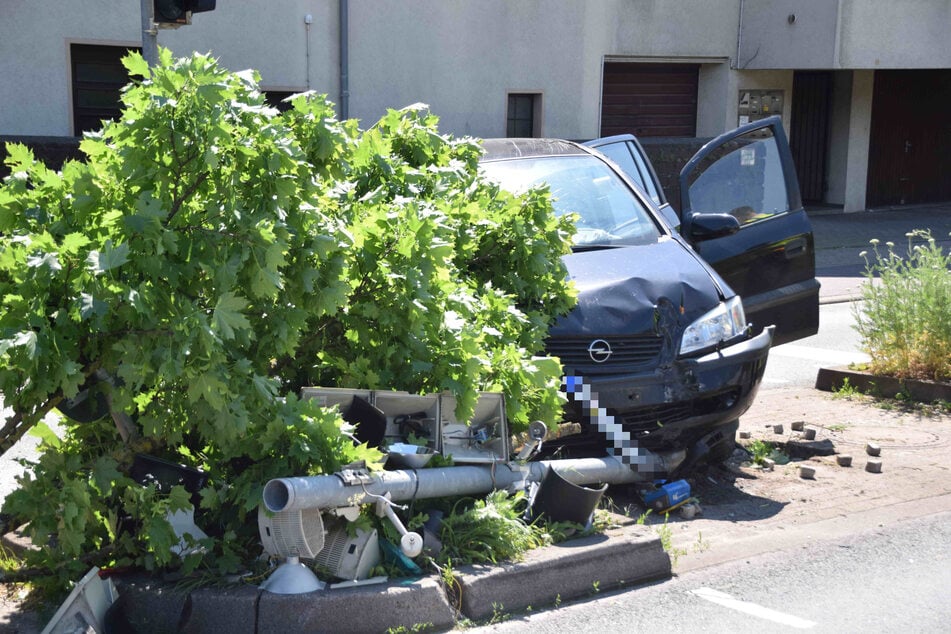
263;452;683;514
338;0;350;119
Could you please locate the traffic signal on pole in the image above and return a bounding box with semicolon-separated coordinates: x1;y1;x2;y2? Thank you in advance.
154;0;216;25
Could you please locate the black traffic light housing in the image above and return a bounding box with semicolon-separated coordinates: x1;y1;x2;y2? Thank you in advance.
154;0;216;25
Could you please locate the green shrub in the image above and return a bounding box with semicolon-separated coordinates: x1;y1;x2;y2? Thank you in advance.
0;49;574;594
854;230;951;382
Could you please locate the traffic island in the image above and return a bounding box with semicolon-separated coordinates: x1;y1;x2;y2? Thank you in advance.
816;366;951;403
81;522;669;633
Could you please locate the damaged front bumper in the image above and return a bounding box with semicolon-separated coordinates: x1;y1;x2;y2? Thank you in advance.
560;326;774;472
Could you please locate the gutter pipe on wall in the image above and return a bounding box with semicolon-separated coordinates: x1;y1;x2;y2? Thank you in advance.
262;454;682;514
735;0;745;70
339;0;350;119
139;0;159;67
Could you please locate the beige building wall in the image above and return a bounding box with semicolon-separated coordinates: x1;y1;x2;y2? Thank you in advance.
2;0;947;210
0;1;331;136
844;71;875;212
346;0;741;139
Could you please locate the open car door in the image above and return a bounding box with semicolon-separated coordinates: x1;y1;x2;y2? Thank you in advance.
587;116;819;345
678;116;819;345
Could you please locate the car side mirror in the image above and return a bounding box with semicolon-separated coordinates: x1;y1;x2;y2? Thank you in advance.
686;212;740;242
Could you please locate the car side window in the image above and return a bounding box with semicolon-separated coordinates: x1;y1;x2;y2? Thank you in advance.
596;142;662;207
685;127;789;226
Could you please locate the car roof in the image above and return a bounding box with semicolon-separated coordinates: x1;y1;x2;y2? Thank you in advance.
480;138;590;162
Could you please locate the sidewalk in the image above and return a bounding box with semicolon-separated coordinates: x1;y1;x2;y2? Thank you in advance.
670;386;951;574
810;203;951;303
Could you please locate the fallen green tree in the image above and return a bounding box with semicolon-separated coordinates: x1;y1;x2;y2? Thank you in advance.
0;49;574;594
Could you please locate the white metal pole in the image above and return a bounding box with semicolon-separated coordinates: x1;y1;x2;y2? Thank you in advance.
262;454;677;514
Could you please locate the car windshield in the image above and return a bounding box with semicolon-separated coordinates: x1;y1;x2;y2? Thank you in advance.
481;155;662;248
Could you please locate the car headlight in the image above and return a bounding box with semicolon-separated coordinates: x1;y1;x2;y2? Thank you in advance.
679;296;747;355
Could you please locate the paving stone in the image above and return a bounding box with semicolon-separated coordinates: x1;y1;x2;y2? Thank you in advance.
785;438;836;458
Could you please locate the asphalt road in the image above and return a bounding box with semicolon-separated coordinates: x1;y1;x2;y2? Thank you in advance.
472;510;951;633
761;301;870;391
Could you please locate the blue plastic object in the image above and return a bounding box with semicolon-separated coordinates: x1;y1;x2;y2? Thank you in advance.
379;538;422;575
641;479;691;512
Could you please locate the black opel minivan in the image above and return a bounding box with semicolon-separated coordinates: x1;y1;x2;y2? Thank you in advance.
481;116;818;476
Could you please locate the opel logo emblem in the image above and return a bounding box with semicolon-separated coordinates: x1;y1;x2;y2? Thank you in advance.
587;339;613;363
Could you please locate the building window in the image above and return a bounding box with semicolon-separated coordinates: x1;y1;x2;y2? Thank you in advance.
71;44;141;135
264;91;297;113
507;93;541;137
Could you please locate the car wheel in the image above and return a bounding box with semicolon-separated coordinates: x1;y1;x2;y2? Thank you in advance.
676;419;740;475
705;419;740;464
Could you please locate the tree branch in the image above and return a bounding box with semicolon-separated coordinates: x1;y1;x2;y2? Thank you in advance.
165;171;209;225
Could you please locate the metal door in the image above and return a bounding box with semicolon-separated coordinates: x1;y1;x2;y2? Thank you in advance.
791;71;832;203
867;70;951;207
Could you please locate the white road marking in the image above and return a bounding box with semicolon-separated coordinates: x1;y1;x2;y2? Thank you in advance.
691;587;817;629
770;344;870;365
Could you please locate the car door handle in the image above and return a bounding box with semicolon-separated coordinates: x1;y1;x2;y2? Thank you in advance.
784;237;807;259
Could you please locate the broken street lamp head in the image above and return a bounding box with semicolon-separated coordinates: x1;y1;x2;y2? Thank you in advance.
154;0;216;24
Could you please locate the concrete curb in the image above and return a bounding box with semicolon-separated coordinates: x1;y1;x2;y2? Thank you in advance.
815;366;951;402
99;523;670;633
455;523;670;622
109;574;455;634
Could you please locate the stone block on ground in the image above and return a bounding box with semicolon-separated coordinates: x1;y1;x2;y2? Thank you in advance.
785;438;836;459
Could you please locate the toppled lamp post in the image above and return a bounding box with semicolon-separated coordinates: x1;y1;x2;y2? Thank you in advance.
262;453;684;515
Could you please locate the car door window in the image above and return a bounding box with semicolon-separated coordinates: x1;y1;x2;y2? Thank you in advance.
685;127;789;226
594;141;663;207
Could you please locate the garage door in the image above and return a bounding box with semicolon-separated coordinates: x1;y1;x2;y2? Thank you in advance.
600;62;699;138
867;70;951;207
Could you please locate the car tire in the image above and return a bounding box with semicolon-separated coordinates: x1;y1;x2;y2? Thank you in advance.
676;419;740;475
705;419;740;464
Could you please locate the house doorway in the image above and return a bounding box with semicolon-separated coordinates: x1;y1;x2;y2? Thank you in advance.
790;71;833;204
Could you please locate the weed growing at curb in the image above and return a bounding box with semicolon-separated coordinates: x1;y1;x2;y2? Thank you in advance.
831;377;862;400
489;602;509;625
386;623;434;634
693;531;710;554
655;514;687;567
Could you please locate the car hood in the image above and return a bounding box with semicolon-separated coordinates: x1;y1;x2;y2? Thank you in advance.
551;236;724;337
